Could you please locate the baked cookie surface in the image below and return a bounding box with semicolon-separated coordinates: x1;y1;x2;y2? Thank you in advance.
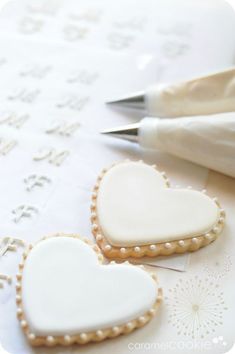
91;161;225;259
16;234;162;346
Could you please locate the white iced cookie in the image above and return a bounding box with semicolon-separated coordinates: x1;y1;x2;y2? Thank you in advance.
16;234;162;346
91;161;225;258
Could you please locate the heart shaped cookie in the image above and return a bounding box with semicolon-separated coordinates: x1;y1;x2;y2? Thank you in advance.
91;161;225;258
16;234;162;346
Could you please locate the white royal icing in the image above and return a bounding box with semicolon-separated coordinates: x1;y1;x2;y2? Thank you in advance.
96;162;220;246
21;236;157;336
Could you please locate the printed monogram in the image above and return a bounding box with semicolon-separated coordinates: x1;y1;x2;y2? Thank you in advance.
45;121;80;136
0;111;29;129
7;88;40;103
0;237;25;257
33;148;70;166
0;138;17;156
12;205;39;223
24;174;51;192
56;94;89;110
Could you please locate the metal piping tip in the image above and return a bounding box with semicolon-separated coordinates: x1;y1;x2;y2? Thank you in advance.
101;122;140;143
106;91;145;110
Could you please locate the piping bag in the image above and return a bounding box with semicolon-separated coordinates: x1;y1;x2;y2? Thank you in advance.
107;67;235;117
102;113;235;178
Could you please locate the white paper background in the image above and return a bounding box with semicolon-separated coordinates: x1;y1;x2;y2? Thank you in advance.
0;0;234;353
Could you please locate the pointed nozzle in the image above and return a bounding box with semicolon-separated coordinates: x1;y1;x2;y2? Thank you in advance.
106;91;145;110
101;122;140;143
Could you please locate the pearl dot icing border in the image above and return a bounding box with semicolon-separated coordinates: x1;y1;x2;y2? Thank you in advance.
90;160;225;259
16;233;162;347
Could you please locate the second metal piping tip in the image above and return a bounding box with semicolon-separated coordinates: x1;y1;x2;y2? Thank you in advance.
101;122;140;143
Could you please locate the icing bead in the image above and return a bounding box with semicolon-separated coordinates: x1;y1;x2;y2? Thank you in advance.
96;330;103;338
178;240;185;247
219;217;225;223
202;189;207;194
28;333;36;341
80;333;88;341
46;336;55;344
18;263;24;269
138;316;146;324
220;209;226;216
91;212;96;220
94;183;99;190
112;326;119;334
15;282;21;290
165;242;172;249
21;320;27;328
16;273;22;280
92;192;97;199
17;308;23;316
110;261;116;265
96;234;102;241
192;237;199;244
64;335;71;344
213;226;219;234
161;171;166;177
134;246;141;253
16;295;21;303
104;245;112;251
124;261;130;265
90;203;96;210
187;186;192;189
205;233;213;241
28;244;33;250
148;308;156;316
151;272;156;280
149;244;156;251
126;322;133;330
22;252;27;259
92;224;98;231
120;247;126;254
